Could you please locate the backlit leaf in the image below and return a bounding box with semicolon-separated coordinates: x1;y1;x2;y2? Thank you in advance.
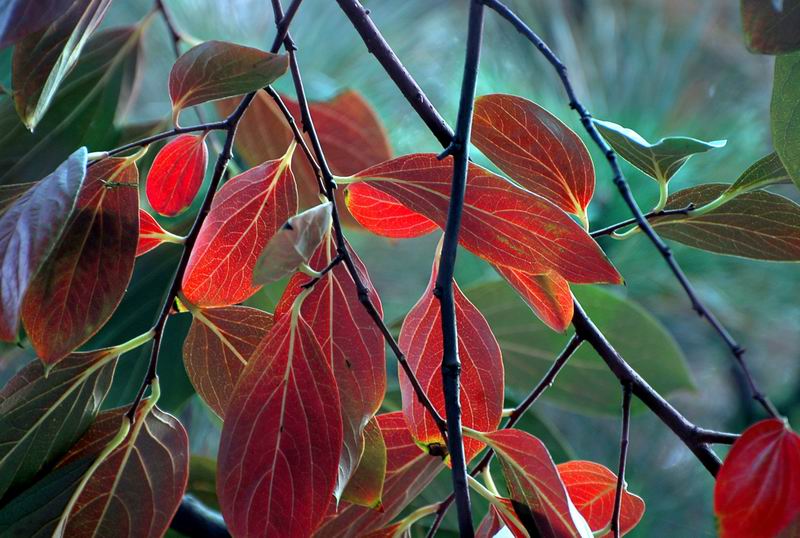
398;254;504;461
0;0;73;47
476;506;513;538
345;183;438;238
557;461;645;537
473;93;594;222
182;305;274;417
0;147;86;341
218;314;342;537
181;147;298;307
137;209;179;257
466;283;693;414
53;404;189;538
314;412;443;538
275;234;386;500
252;201;333;285
593;119;725;182
714;419;800;538
22;157;139;364
169;41;288;122
494;268;573;332
0;347;117;500
484;429;591;538
725;152;792;197
654;184;800;261
340;417;387;509
741;0;800;54
772;51;800;189
352;154;621;284
145;133;209;217
0;181;35;215
12;0;111;129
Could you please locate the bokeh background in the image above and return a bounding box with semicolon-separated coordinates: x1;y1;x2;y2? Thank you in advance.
3;1;799;536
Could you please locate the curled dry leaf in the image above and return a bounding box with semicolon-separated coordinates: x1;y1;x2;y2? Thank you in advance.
714;419;800;538
181;145;298;307
22;157;139;364
146;133;209;217
340;417;387;509
252;201;333;285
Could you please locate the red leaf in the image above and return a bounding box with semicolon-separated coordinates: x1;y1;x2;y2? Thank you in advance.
314;412;443;538
399;253;504;462
136;209;176;257
169;41;288;122
557;461;645;537
182;305;274;417
495;268;574;332
146;134;208;217
181;148;298;307
22;157;139;364
714;419;800;538
345;183;438;238
476;501;528;538
55;404;189;538
473;94;594;224
353;154;620;284
275;235;386;500
0;148;86;341
218;313;343;538
484;429;591;537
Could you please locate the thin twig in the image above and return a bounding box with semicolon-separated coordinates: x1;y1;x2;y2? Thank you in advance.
611;382;632;538
480;0;779;420
590;204;695;238
269;0;447;437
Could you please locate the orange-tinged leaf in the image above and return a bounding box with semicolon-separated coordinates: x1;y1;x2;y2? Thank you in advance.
399;254;504;461
22;157;139;364
181;149;298;307
495;268;573;332
169;41;288;122
182;305;274;417
353;154;620;284
341;418;387;509
218;314;342;538
314;412;443;538
557;461;645;537
275;234;386;500
146;134;208;217
714;419;800;538
484;429;592;538
55;405;189;538
346;183;438;238
0;148;86;341
473;94;594;222
137;209;177;257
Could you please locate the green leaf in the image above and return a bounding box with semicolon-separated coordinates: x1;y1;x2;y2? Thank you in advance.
12;0;111;130
725;152;792;197
741;0;800;55
593;119;726;182
0;26;143;184
465;282;694;415
0;349;117;500
772;51;800;189
653;183;800;261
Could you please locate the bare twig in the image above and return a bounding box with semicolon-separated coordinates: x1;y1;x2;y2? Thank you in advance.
611;382;633;538
590;204;695;238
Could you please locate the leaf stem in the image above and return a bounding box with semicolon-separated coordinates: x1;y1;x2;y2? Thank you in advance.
589;205;695;238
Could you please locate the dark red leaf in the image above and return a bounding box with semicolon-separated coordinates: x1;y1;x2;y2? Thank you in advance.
182;305;274;417
352;154;620;284
22;157;139;364
714;419;800;538
218;314;342;537
146;134;208;217
398;254;504;462
0;0;74;47
0;148;86;342
181;149;297;307
473;93;594;224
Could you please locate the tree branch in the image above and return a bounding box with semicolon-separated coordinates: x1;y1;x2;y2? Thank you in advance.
480;0;779;420
590;204;695;238
611;382;632;538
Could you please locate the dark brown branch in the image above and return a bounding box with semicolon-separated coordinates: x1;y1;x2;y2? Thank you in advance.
611;382;633;538
590;204;695;238
480;0;779;420
269;0;447;437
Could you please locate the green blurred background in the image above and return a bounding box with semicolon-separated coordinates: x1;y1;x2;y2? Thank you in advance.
2;0;799;536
